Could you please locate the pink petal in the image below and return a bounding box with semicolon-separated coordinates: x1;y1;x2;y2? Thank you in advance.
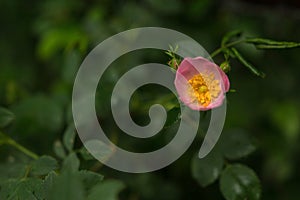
174;56;230;111
217;67;230;92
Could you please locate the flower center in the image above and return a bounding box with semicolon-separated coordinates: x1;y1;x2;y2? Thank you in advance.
188;73;221;107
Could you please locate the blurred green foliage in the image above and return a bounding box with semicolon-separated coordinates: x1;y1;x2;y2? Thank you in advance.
1;0;300;199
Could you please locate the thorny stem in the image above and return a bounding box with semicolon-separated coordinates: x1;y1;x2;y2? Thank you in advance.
210;39;248;58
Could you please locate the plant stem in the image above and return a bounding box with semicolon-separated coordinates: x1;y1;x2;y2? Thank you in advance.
21;165;32;180
210;39;248;58
1;132;39;160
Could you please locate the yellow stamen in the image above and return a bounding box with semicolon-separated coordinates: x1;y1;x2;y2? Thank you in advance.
188;73;221;107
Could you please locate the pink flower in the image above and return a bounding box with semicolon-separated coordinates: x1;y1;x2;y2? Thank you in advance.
174;57;230;111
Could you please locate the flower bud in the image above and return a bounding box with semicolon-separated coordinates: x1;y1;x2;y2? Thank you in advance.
220;61;231;73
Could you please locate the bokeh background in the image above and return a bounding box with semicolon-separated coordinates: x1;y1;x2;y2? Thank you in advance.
1;0;300;199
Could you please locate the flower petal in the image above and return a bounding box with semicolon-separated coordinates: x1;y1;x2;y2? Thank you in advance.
174;56;230;111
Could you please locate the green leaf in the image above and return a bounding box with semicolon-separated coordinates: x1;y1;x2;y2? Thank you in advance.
0;107;15;128
221;30;242;47
79;147;95;161
53;140;67;159
48;170;85;200
0;178;44;200
62;50;81;83
43;171;57;196
87;180;125;200
220;129;256;160
0;162;27;183
246;38;300;49
191;150;224;187
31;156;58;176
62;152;80;173
37;27;88;60
220;164;261;200
78;170;104;191
63;123;76;152
24;178;45;199
0;179;19;199
11;96;63;137
231;47;265;77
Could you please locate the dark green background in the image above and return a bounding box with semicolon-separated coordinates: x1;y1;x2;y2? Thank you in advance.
1;0;300;199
